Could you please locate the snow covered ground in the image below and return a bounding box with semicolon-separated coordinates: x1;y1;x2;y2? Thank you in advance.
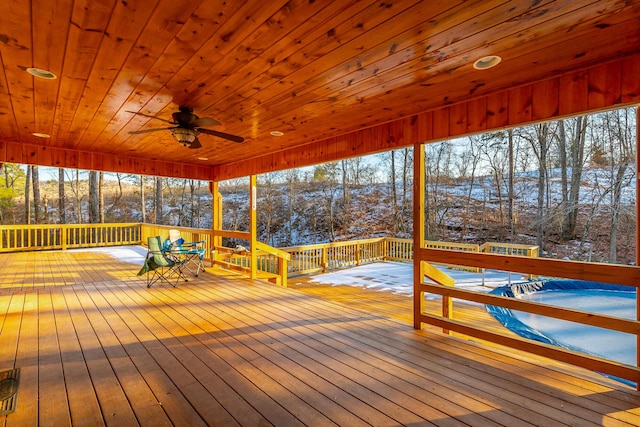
307;260;526;297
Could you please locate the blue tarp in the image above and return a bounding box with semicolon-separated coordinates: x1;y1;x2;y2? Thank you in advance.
486;279;636;386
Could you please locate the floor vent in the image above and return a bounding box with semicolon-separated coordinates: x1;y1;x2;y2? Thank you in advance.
0;368;20;416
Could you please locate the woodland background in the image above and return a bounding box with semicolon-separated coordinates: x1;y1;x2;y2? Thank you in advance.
0;107;636;264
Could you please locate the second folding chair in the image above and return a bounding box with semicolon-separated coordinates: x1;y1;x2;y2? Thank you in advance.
138;236;189;287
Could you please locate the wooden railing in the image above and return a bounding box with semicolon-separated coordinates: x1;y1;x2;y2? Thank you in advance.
0;223;141;252
480;242;539;257
418;248;640;387
280;238;539;276
210;229;290;286
282;237;391;276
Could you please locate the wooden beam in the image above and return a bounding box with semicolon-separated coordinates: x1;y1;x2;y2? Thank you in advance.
0;141;215;180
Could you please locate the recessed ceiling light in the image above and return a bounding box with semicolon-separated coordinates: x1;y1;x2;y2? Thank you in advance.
26;67;57;79
197;157;208;161
32;132;50;138
473;55;502;70
270;131;284;137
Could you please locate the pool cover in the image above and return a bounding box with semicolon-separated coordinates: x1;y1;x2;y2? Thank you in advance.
487;279;636;386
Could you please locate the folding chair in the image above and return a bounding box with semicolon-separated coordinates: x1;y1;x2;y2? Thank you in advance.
166;229;207;277
137;236;188;287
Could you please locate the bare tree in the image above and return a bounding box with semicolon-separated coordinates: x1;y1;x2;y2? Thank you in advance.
341;159;350;207
521;123;554;249
507;129;515;238
154;177;164;224
25;166;31;224
58;168;66;223
602;109;635;262
32;166;41;223
140;176;146;223
99;172;104;223
88;171;100;223
557;116;588;239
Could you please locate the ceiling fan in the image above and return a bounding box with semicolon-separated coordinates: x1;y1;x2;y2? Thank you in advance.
126;107;244;148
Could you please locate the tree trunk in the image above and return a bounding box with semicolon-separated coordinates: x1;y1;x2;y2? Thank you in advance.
25;166;31;224
155;177;163;224
58;168;66;224
99;172;104;223
140;177;146;223
89;171;100;223
32;166;41;223
507;129;515;238
341;160;349;206
535;124;549;249
75;170;81;222
390;150;397;233
563;117;588;239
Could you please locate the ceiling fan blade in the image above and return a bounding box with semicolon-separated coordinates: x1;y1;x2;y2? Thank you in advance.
126;110;175;125
192;117;220;127
199;128;245;143
128;127;174;135
189;137;202;149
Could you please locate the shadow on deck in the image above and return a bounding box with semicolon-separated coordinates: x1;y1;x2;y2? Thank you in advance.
0;249;639;426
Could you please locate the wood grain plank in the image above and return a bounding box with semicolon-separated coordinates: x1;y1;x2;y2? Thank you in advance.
210;277;564;426
50;291;104;426
31;0;72;140
76;284;193;427
7;292;40;426
559;70;589;116
62;287;140;426
0;0;35;143
588;61;623;110
532;78;560;121
37;292;71;427
622;55;640;103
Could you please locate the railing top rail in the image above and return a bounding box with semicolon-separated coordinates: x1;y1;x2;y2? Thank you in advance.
424;240;479;250
481;242;539;250
421;248;639;288
1;222;141;229
255;241;291;260
281;237;386;252
141;223;213;233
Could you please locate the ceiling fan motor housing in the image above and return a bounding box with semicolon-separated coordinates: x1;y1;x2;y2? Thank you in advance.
171;127;198;146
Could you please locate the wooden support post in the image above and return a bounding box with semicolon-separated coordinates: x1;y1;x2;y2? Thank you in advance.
413;142;425;329
61;225;67;251
210;181;223;249
250;175;257;280
322;247;327;273
636;107;640;391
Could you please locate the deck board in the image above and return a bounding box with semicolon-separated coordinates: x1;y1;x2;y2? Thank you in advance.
1;249;640;426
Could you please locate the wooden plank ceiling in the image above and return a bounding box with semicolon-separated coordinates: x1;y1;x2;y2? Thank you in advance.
0;0;639;180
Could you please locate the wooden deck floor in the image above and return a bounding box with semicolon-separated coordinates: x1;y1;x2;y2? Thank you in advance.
1;249;640;426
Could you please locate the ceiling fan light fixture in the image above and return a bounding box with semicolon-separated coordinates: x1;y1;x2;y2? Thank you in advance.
473;55;502;70
26;67;57;79
171;128;197;146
